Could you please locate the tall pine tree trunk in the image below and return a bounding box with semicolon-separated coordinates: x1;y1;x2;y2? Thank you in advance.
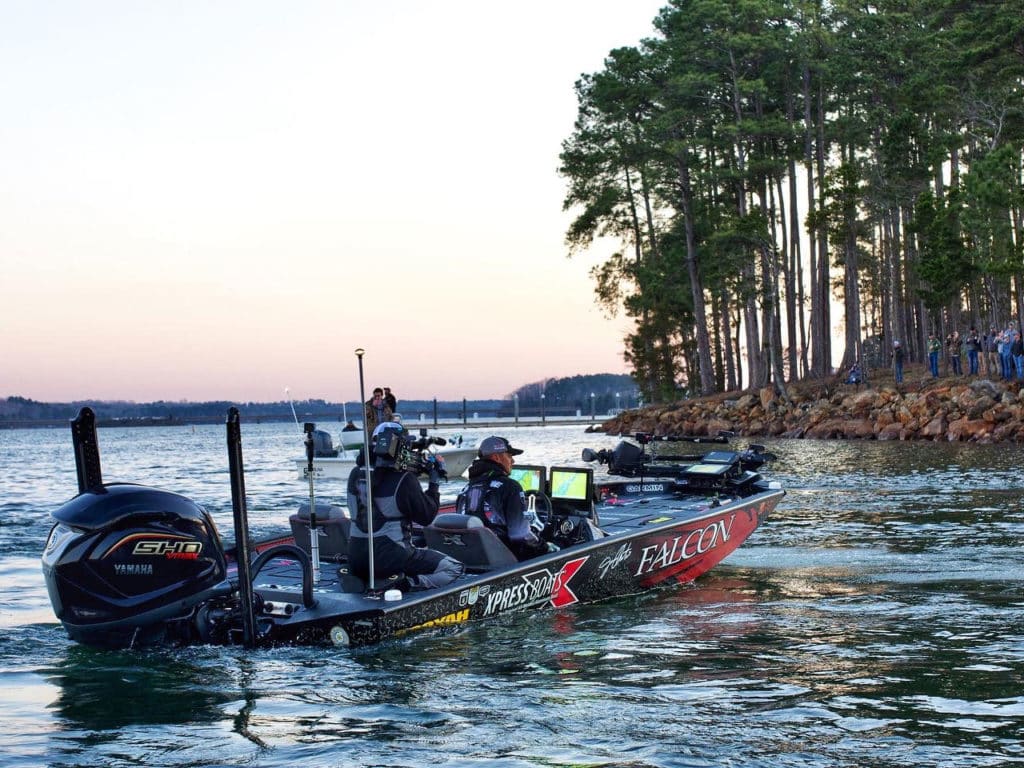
677;151;716;395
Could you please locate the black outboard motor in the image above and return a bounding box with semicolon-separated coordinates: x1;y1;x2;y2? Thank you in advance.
581;440;648;477
42;483;232;648
311;428;337;457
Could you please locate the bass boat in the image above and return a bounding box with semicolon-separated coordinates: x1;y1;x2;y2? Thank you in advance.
42;407;784;650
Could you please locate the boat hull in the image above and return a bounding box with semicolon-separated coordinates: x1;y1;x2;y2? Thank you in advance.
249;486;783;647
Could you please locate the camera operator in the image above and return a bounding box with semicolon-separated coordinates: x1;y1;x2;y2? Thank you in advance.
457;435;552;561
347;422;463;591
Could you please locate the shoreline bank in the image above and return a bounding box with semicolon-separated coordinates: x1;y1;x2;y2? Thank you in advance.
603;370;1024;444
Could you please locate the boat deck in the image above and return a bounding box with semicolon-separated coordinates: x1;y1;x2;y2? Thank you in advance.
247;487;737;605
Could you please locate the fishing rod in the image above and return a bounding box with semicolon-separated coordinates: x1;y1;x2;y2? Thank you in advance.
355;348;376;592
285;387;300;431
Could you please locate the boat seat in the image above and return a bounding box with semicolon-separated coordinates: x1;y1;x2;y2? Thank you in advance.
335;566;406;594
423;513;518;572
289;502;351;560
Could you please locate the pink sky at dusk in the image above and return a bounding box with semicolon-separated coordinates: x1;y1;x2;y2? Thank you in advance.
0;2;668;403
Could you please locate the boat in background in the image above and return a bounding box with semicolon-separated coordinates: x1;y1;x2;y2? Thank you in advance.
292;424;477;481
42;408;783;650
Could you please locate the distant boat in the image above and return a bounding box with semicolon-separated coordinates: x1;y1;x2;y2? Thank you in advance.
293;424;477;482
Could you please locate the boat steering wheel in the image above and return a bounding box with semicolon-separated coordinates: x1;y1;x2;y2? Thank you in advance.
526;491;552;531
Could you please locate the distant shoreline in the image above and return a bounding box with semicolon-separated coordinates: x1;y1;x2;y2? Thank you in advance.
0;414;304;430
1;413;606;431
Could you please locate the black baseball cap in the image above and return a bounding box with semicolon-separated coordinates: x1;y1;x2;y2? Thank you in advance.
478;435;523;457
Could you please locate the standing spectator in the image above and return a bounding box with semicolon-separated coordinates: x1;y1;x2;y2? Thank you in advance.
927;333;941;378
965;327;981;375
947;331;963;375
383;386;398;413
982;328;996;375
892;341;904;384
1013;332;1024;380
1000;330;1014;380
364;387;394;434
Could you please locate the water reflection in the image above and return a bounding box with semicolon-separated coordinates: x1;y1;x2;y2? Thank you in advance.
44;648;239;731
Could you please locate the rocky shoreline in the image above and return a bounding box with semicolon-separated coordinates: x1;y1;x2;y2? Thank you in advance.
601;372;1024;444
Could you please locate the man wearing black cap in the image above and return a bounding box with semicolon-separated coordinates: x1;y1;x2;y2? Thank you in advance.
457;435;547;560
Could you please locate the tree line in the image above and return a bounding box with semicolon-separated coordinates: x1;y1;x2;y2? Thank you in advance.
2;379;634;426
505;373;638;415
560;0;1024;403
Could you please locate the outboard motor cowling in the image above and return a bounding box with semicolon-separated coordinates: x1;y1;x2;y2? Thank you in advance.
609;440;647;475
42;483;231;649
312;429;337;457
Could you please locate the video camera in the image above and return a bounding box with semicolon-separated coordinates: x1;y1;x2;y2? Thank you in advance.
409;434;447;451
372;427;448;479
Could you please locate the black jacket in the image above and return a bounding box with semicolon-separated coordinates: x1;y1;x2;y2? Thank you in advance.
459;458;543;558
347;465;439;546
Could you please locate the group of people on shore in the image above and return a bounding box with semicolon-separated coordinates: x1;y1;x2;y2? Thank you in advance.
895;325;1024;383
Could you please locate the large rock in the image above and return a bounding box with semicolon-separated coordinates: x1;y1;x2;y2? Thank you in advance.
920;415;947;438
877;423;904;441
844;418;876;439
806;418;850;439
842;389;880;413
705;418;733;436
971;379;1002;399
967;395;996;420
734;394;757;411
876;408;895;428
983;406;1010;423
947;417;990;442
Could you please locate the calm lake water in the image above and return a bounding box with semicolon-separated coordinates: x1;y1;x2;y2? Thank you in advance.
1;420;1022;767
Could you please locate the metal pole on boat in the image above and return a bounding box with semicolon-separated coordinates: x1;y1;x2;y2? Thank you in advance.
226;407;258;649
303;422;322;584
355;348;376;591
70;407;103;493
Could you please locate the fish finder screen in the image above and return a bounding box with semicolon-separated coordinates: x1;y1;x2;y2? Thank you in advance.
549;468;592;501
509;465;545;493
